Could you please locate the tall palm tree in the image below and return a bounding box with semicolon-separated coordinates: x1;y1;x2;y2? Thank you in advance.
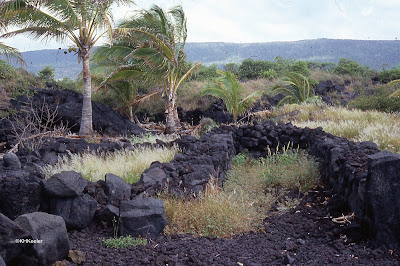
202;70;262;123
272;72;320;106
96;5;200;134
0;18;25;64
0;0;133;135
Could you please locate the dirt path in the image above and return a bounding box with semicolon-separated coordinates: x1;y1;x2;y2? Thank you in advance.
68;187;400;265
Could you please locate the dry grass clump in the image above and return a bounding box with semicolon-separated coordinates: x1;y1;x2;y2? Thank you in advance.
162;148;320;238
41;145;180;184
163;180;261;238
241;78;276;96
259;147;320;192
270;103;400;153
178;80;215;111
129;133;179;144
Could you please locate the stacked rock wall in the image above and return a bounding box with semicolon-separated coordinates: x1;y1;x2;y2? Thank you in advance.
132;130;236;197
230;120;400;248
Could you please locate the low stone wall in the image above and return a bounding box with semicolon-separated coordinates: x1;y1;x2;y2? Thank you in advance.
132;130;236;197
229;120;399;248
1;119;400;262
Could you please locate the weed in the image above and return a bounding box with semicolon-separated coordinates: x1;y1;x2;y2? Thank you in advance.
101;235;147;249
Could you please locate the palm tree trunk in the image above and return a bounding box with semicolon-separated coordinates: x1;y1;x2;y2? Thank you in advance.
165;91;178;134
129;106;134;122
79;49;93;136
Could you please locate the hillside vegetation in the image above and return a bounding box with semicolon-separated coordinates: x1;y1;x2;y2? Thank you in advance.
17;39;400;79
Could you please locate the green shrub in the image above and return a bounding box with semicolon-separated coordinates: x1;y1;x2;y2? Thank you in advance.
334;58;369;77
260;69;278;80
290;60;311;77
238;58;277;79
56;77;79;91
193;64;219;80
37;65;55;82
0;59;16;79
0;60;41;97
223;63;240;77
376;68;400;83
349;86;400;113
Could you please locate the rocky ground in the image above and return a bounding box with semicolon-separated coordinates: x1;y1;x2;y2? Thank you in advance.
68;186;400;265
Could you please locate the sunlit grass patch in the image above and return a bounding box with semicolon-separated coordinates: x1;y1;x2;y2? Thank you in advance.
41;145;180;184
129;132;179;144
270;103;400;153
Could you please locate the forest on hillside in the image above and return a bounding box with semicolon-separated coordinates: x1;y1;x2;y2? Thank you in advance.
18;38;400;79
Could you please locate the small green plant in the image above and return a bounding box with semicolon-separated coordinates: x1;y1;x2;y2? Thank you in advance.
101;235;147;249
202;70;262;122
231;153;247;165
197;117;217;136
37;66;55;82
272;72;321;106
258;146;320;192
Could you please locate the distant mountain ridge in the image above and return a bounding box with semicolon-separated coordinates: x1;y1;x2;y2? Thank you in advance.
19;38;400;79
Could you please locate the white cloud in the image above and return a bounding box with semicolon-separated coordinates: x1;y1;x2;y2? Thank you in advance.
2;0;400;51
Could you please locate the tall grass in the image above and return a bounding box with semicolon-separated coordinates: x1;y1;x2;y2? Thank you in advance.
270;103;400;153
163;149;320;237
41;145;180;184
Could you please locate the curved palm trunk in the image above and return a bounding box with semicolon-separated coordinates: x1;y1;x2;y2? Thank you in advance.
165;91;179;134
79;49;94;136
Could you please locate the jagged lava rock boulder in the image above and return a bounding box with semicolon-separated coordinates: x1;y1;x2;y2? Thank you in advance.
104;173;131;206
119;197;168;238
0;176;43;220
8;88;144;137
367;151;400;248
47;194;97;230
44;171;87;198
15;212;69;266
0;213;36;265
2;153;21;169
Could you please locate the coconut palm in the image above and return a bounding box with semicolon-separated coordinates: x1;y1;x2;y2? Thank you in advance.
0;0;133;135
272;72;320;106
0;18;24;64
202;70;262;123
96;5;200;134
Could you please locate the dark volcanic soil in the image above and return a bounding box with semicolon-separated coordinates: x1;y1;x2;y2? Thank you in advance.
68;187;400;265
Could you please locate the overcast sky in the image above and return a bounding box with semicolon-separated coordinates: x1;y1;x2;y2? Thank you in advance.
2;0;400;52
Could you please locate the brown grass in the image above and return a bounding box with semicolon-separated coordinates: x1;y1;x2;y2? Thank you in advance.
162;149;320;238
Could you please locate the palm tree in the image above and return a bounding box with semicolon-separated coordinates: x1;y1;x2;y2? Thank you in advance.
0;0;133;135
272;72;320;106
96;5;200;134
202;70;262;123
0;18;25;64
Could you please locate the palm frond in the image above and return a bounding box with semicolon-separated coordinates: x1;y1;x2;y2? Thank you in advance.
0;42;25;65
